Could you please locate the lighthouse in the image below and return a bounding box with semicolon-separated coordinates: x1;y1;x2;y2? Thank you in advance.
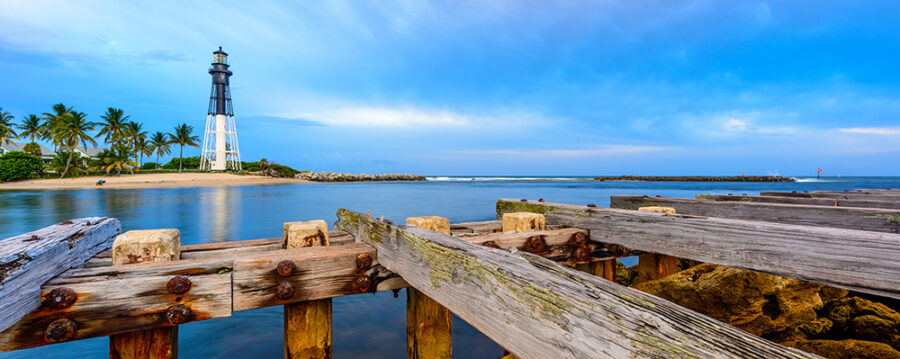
200;47;242;171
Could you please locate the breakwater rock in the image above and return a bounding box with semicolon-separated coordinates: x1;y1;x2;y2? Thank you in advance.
294;172;426;182
594;175;796;182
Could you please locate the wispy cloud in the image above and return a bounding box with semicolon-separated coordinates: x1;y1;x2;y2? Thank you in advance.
278;105;547;129
836;127;900;135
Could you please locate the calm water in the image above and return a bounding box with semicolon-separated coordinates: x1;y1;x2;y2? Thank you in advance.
2;176;898;358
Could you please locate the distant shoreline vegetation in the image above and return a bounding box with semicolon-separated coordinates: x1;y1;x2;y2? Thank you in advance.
593;175;796;182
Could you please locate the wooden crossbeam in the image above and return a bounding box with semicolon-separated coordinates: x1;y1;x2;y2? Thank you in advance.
497;199;900;300
695;194;900;210
763;191;900;201
612;195;900;233
0;226;593;353
335;208;819;359
0;217;121;333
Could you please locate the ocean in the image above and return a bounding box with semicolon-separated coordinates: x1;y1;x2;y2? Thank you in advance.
2;176;898;358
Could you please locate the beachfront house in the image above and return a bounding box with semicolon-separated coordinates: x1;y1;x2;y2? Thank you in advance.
73;145;105;166
0;142;55;163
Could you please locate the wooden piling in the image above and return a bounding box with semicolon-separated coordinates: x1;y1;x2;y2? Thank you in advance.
405;216;453;359
109;229;181;359
283;221;332;359
634;207;678;284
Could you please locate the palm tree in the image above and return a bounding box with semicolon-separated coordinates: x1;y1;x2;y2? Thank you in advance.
123;121;146;162
18;114;43;144
42;103;72;150
101;145;139;176
96;108;129;147
0;107;17;145
52;111;96;178
167;123;199;173
46;151;84;175
135;136;152;166
149;131;171;169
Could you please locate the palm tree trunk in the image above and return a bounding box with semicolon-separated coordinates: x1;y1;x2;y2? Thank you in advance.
155;152;160;170
179;145;184;173
60;146;74;179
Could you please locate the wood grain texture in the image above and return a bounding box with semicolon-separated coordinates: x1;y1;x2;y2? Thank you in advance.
498;199;900;300
449;220;502;235
636;254;678;284
405;217;452;359
336;208;820;359
613;195;900;233
284;220;331;359
110;229;182;359
763;191;900;201
0;217;121;333
0;257;233;352
695;194;900;210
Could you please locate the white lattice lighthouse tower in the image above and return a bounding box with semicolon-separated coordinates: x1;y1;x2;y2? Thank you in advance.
200;47;241;171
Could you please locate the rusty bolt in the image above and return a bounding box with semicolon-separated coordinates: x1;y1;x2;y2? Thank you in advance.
392;288;401;298
44;318;76;343
166;304;193;325
275;281;295;300
609;244;627;257
520;199;528;202
587;204;596;207
356;253;372;270
276;260;296;277
574;245;591;263
166;276;192;295
573;232;588;246
355;275;372;294
538;198;544;202
527;235;546;251
46;287;77;309
482;241;500;249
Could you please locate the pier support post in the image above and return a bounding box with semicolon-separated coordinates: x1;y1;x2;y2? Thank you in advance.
499;213;547;358
405;216;453;359
591;259;617;282
283;221;332;359
109;229;181;359
635;207;679;284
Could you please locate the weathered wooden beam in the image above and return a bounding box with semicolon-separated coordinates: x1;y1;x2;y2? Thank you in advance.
449;220;502;235
0;217;121;333
462;228;639;264
0;256;233;352
613;195;900;233
336;208;820;359
763;190;900;201
696;194;900;210
497;199;900;300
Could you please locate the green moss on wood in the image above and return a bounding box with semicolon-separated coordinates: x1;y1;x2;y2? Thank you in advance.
496;200;552;220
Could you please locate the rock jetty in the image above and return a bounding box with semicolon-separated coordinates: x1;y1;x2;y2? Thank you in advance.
294;172;426;182
594;175;796;182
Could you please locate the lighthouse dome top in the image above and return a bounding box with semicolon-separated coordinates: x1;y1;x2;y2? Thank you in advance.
212;46;228;65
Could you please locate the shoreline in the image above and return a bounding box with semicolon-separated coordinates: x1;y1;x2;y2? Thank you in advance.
593;175;796;182
0;173;310;191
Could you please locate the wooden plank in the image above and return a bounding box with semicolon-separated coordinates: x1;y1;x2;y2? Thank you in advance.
449;220;502;235
336;208;820;359
0;217;121;333
813;190;900;201
613;195;900;233
0;257;233;352
760;191;815;197
696;194;900;210
498;198;900;300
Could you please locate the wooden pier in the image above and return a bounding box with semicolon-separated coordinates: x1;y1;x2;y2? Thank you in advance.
2;187;900;358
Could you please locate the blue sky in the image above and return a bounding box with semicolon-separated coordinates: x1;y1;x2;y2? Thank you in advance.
1;0;899;175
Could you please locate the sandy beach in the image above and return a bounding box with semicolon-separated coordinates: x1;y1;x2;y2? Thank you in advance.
0;172;309;190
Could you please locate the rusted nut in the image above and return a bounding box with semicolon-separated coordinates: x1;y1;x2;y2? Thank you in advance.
356;253;372;270
573;232;588;246
44;318;76;343
609;244;627;257
520;199;528;202
46;287;77;309
275;281;295;300
482;241;500;249
166;276;192;295
166;304;193;325
527;235;546;252
538;198;544;202
573;245;591;263
587;204;596;207
355;275;372;294
276;260;296;277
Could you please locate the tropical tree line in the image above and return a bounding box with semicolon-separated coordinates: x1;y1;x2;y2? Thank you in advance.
0;104;200;178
